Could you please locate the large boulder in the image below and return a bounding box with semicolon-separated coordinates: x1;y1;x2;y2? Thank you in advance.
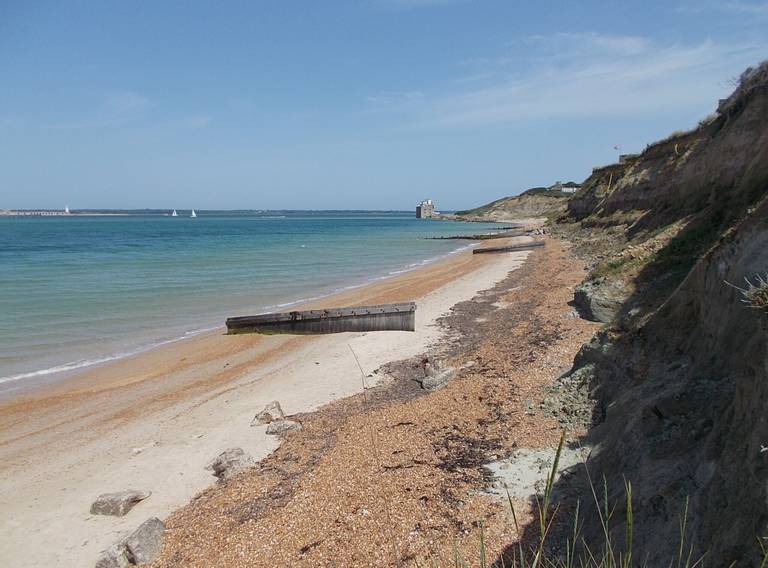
94;517;165;567
251;400;285;426
573;280;627;323
123;517;165;565
90;490;151;517
206;448;255;480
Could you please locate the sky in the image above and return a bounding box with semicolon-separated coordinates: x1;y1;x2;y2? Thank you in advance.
1;1;767;211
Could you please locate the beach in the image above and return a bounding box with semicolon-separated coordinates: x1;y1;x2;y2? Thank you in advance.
148;234;600;567
0;233;538;567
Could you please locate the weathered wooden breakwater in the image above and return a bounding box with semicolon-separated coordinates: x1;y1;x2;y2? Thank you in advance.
427;229;529;241
226;302;416;335
473;241;545;254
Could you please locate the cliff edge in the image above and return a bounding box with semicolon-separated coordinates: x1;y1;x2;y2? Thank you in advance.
547;60;768;564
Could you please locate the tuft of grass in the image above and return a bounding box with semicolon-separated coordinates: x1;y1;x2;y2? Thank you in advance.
725;273;768;312
590;256;646;280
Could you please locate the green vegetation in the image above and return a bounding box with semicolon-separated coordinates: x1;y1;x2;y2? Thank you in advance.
520;188;572;199
648;212;724;285
590;256;647;280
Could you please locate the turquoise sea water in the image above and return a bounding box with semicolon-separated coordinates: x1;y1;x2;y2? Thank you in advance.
0;212;502;392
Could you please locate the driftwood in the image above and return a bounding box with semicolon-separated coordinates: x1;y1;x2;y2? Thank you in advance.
226;302;416;335
473;241;545;254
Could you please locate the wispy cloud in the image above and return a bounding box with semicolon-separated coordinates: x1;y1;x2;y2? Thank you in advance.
366;90;424;107
675;1;768;14
104;91;149;115
182;115;212;128
370;33;768;128
719;1;768;13
47;90;149;130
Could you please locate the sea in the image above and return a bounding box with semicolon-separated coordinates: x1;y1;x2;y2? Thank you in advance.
0;212;504;393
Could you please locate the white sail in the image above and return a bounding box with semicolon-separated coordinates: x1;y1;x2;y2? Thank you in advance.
190;209;197;218
171;209;178;217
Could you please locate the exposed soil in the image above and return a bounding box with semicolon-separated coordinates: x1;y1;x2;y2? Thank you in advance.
152;239;599;567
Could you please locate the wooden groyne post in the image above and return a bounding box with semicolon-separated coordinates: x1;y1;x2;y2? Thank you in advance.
226;302;417;335
427;229;529;241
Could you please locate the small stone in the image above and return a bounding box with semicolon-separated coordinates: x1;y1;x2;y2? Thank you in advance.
251;400;285;426
265;420;302;436
420;367;455;391
206;448;255;480
90;490;151;517
123;517;165;565
130;441;159;456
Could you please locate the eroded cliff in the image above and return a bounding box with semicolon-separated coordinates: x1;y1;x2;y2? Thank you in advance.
551;61;768;564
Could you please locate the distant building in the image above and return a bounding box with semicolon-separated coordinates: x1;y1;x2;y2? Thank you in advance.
548;181;580;194
560;181;581;194
618;153;639;164
416;199;436;219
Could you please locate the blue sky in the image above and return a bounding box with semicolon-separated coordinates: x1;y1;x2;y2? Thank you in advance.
1;1;767;210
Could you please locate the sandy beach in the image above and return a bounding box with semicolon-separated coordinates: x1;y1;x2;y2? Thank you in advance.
146;235;599;567
0;235;536;567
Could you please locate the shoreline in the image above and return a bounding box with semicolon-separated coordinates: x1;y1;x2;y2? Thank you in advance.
0;238;486;398
149;235;600;567
0;233;534;568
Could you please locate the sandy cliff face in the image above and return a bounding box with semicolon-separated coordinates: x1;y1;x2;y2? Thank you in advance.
453;191;570;221
553;62;768;564
569;65;768;232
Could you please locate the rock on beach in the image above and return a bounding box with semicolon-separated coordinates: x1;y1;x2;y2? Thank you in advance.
206;447;256;481
90;490;151;517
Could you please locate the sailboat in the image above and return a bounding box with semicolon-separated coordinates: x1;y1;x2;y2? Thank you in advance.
171;209;178;217
190;209;197;218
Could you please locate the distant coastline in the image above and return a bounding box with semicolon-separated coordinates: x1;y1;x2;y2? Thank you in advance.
0;209;428;217
0;209;126;217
